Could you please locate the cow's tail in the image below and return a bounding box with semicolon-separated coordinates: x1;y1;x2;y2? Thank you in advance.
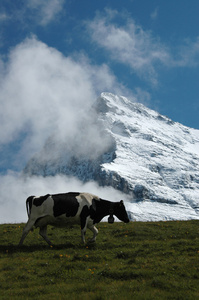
26;196;35;218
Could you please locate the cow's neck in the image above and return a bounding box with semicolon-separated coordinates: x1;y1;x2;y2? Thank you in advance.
92;199;114;224
101;199;114;214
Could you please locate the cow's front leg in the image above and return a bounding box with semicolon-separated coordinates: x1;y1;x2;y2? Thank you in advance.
88;224;98;242
80;216;89;244
81;228;86;244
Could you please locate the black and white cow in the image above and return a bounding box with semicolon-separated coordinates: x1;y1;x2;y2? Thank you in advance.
18;192;130;246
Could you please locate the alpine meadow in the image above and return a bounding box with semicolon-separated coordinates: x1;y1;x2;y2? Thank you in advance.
1;220;199;299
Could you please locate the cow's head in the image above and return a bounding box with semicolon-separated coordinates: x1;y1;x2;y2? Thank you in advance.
110;200;130;224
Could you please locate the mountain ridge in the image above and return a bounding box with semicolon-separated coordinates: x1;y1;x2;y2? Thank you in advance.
24;92;199;221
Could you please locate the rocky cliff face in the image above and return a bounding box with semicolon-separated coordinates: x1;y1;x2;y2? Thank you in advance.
24;92;199;220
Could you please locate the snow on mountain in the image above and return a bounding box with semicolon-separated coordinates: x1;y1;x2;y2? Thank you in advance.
24;92;199;221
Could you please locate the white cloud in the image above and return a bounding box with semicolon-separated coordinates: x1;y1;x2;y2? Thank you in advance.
150;7;159;20
87;10;199;85
171;37;199;68
0;12;9;22
87;10;170;85
0;36;132;170
0;37;92;145
0;0;64;28
27;0;64;25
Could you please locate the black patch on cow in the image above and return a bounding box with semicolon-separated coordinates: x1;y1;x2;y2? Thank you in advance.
52;192;80;217
80;205;90;229
90;200;97;220
33;194;50;207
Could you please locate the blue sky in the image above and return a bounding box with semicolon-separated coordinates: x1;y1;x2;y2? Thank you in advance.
0;0;199;173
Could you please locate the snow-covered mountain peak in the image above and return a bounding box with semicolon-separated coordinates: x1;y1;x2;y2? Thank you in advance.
98;92;162;119
24;93;199;221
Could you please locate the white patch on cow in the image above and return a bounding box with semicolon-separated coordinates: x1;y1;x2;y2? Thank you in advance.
76;192;100;208
31;195;54;219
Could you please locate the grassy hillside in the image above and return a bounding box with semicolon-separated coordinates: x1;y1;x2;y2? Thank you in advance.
0;221;199;299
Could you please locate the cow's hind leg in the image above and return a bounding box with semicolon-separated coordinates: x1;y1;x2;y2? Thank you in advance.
39;226;52;246
18;219;35;246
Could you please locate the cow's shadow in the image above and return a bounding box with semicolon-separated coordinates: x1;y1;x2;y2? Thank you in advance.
0;244;44;254
0;242;84;254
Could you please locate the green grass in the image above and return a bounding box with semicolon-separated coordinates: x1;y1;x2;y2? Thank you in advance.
0;221;199;299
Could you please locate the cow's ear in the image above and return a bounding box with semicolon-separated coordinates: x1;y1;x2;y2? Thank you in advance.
92;199;97;211
120;200;124;206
